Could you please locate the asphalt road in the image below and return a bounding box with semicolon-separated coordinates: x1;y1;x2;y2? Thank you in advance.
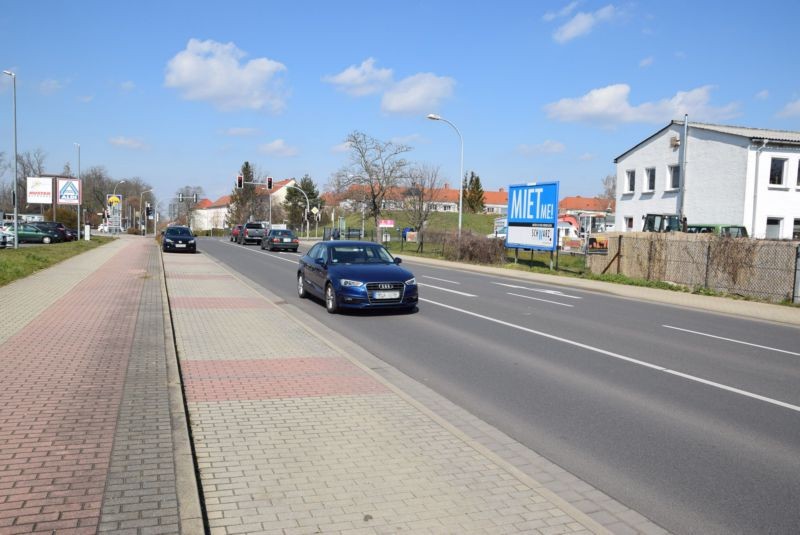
196;237;800;535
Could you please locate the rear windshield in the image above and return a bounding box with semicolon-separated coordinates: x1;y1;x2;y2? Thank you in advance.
271;230;293;237
245;223;263;229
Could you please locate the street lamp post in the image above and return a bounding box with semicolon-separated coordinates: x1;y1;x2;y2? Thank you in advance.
4;70;19;249
427;113;464;243
74;143;81;240
140;189;153;236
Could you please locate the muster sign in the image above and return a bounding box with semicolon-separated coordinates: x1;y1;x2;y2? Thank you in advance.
505;182;559;251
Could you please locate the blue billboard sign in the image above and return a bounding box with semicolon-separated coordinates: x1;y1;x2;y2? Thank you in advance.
506;182;559;251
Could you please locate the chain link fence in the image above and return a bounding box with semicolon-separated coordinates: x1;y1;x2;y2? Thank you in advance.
588;233;800;303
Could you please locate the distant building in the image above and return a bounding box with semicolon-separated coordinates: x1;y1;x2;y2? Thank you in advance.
614;120;800;239
190;178;296;231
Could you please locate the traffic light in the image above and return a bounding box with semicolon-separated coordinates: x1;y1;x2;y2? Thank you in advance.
236;175;244;189
145;202;152;217
193;193;198;203
178;193;184;202
267;176;273;189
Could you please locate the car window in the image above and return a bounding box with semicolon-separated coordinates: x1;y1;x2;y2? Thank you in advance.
330;245;393;264
307;244;321;259
166;227;192;237
271;230;292;237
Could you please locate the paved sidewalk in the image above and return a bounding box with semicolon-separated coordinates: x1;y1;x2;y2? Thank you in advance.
0;236;201;534
163;250;611;534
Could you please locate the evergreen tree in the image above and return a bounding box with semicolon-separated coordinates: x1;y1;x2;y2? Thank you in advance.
464;171;485;213
228;161;259;225
283;174;322;231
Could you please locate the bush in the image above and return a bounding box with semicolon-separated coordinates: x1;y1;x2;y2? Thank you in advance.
435;231;506;264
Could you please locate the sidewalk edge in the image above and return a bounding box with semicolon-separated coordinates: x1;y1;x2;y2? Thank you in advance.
159;247;206;534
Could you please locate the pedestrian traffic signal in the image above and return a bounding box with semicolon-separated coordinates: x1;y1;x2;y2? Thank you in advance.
267;176;273;189
236;175;244;189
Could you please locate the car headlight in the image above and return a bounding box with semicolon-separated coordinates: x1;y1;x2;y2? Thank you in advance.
340;279;364;287
165;238;174;244
188;239;195;244
405;277;416;286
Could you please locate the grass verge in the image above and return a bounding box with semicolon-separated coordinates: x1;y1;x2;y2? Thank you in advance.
0;237;114;287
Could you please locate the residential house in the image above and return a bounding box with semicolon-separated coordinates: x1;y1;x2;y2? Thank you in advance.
190;178;297;231
614;120;800;239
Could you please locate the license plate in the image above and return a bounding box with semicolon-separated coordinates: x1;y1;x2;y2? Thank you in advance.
176;243;186;248
373;291;400;299
283;238;290;242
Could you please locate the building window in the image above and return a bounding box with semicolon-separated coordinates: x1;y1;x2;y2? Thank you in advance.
625;217;633;230
794;219;800;240
766;217;782;239
668;165;680;190
769;158;786;185
645;168;655;191
625;170;635;193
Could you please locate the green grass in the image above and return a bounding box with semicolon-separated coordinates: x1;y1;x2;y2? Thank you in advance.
0;237;114;287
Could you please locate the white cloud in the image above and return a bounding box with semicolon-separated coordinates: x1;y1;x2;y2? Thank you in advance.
381;73;455;114
543;1;579;22
777;99;800;118
330;141;352;154
517;140;566;155
544;84;740;125
323;58;393;96
755;89;769;100
259;139;298;157
639;56;654;68
165;38;287;112
553;4;616;43
109;136;148;150
120;80;135;92
224;127;259;136
579;153;594;161
39;79;63;95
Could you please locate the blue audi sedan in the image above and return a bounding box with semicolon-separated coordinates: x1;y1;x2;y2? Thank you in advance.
297;241;418;313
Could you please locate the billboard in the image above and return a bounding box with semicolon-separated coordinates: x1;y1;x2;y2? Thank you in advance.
506;182;559;251
27;177;53;204
57;178;81;205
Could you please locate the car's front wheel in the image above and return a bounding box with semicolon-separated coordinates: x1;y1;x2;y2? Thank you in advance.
297;273;307;298
325;283;338;314
42;236;52;244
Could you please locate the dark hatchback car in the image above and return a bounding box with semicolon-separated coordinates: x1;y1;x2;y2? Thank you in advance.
297;241;418;314
162;226;197;253
261;229;299;252
33;221;69;241
17;224;63;244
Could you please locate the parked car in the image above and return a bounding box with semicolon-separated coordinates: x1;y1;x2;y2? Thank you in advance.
686;224;748;238
0;229;16;248
17;224;63;244
239;222;265;245
297;241;418;314
261;229;299;252
162;226;197;253
230;224;243;242
33;221;69;241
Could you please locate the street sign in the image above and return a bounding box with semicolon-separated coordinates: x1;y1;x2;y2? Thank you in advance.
505;182;559;251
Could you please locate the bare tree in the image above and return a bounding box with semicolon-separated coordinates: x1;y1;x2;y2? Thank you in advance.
402;164;444;251
335;131;411;238
599;173;616;200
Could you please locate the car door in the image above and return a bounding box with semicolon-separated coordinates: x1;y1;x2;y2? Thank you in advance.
304;244;328;296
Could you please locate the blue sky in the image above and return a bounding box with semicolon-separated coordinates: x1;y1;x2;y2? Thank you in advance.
2;1;799;207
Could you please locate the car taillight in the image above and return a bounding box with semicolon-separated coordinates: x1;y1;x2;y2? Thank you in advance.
244;230;249;236
292;239;299;243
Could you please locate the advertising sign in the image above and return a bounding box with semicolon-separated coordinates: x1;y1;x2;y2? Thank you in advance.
27;177;53;204
57;178;81;205
378;219;395;228
505;182;559;251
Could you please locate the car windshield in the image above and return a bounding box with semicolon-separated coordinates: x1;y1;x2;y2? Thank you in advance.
271;230;293;237
329;245;393;264
166;227;192;237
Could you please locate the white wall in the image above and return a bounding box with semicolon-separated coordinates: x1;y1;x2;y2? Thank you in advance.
748;145;800;239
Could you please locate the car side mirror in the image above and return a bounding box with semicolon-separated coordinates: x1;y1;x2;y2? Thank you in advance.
393;257;402;265
315;257;326;267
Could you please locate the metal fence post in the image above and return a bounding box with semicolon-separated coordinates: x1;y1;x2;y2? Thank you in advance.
617;235;622;274
704;242;712;289
793;244;800;304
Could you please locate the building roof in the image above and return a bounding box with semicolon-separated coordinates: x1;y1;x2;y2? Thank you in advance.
196;198;213;209
559;196;614;213
206;195;231;209
483;188;508;206
614;120;800;162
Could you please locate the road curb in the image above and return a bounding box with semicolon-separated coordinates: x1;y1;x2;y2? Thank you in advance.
158;245;206;534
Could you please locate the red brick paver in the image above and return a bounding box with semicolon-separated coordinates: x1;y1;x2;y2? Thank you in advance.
0;241;149;534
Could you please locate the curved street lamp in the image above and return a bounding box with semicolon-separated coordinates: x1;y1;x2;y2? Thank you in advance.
426;113;464;242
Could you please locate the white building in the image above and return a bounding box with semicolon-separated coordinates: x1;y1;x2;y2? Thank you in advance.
614;121;800;239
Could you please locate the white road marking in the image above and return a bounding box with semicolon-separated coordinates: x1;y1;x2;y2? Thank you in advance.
223;241;298;264
492;282;582;299
420;298;800;414
423;275;461;284
663;325;800;357
508;292;574;307
417;283;476;297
